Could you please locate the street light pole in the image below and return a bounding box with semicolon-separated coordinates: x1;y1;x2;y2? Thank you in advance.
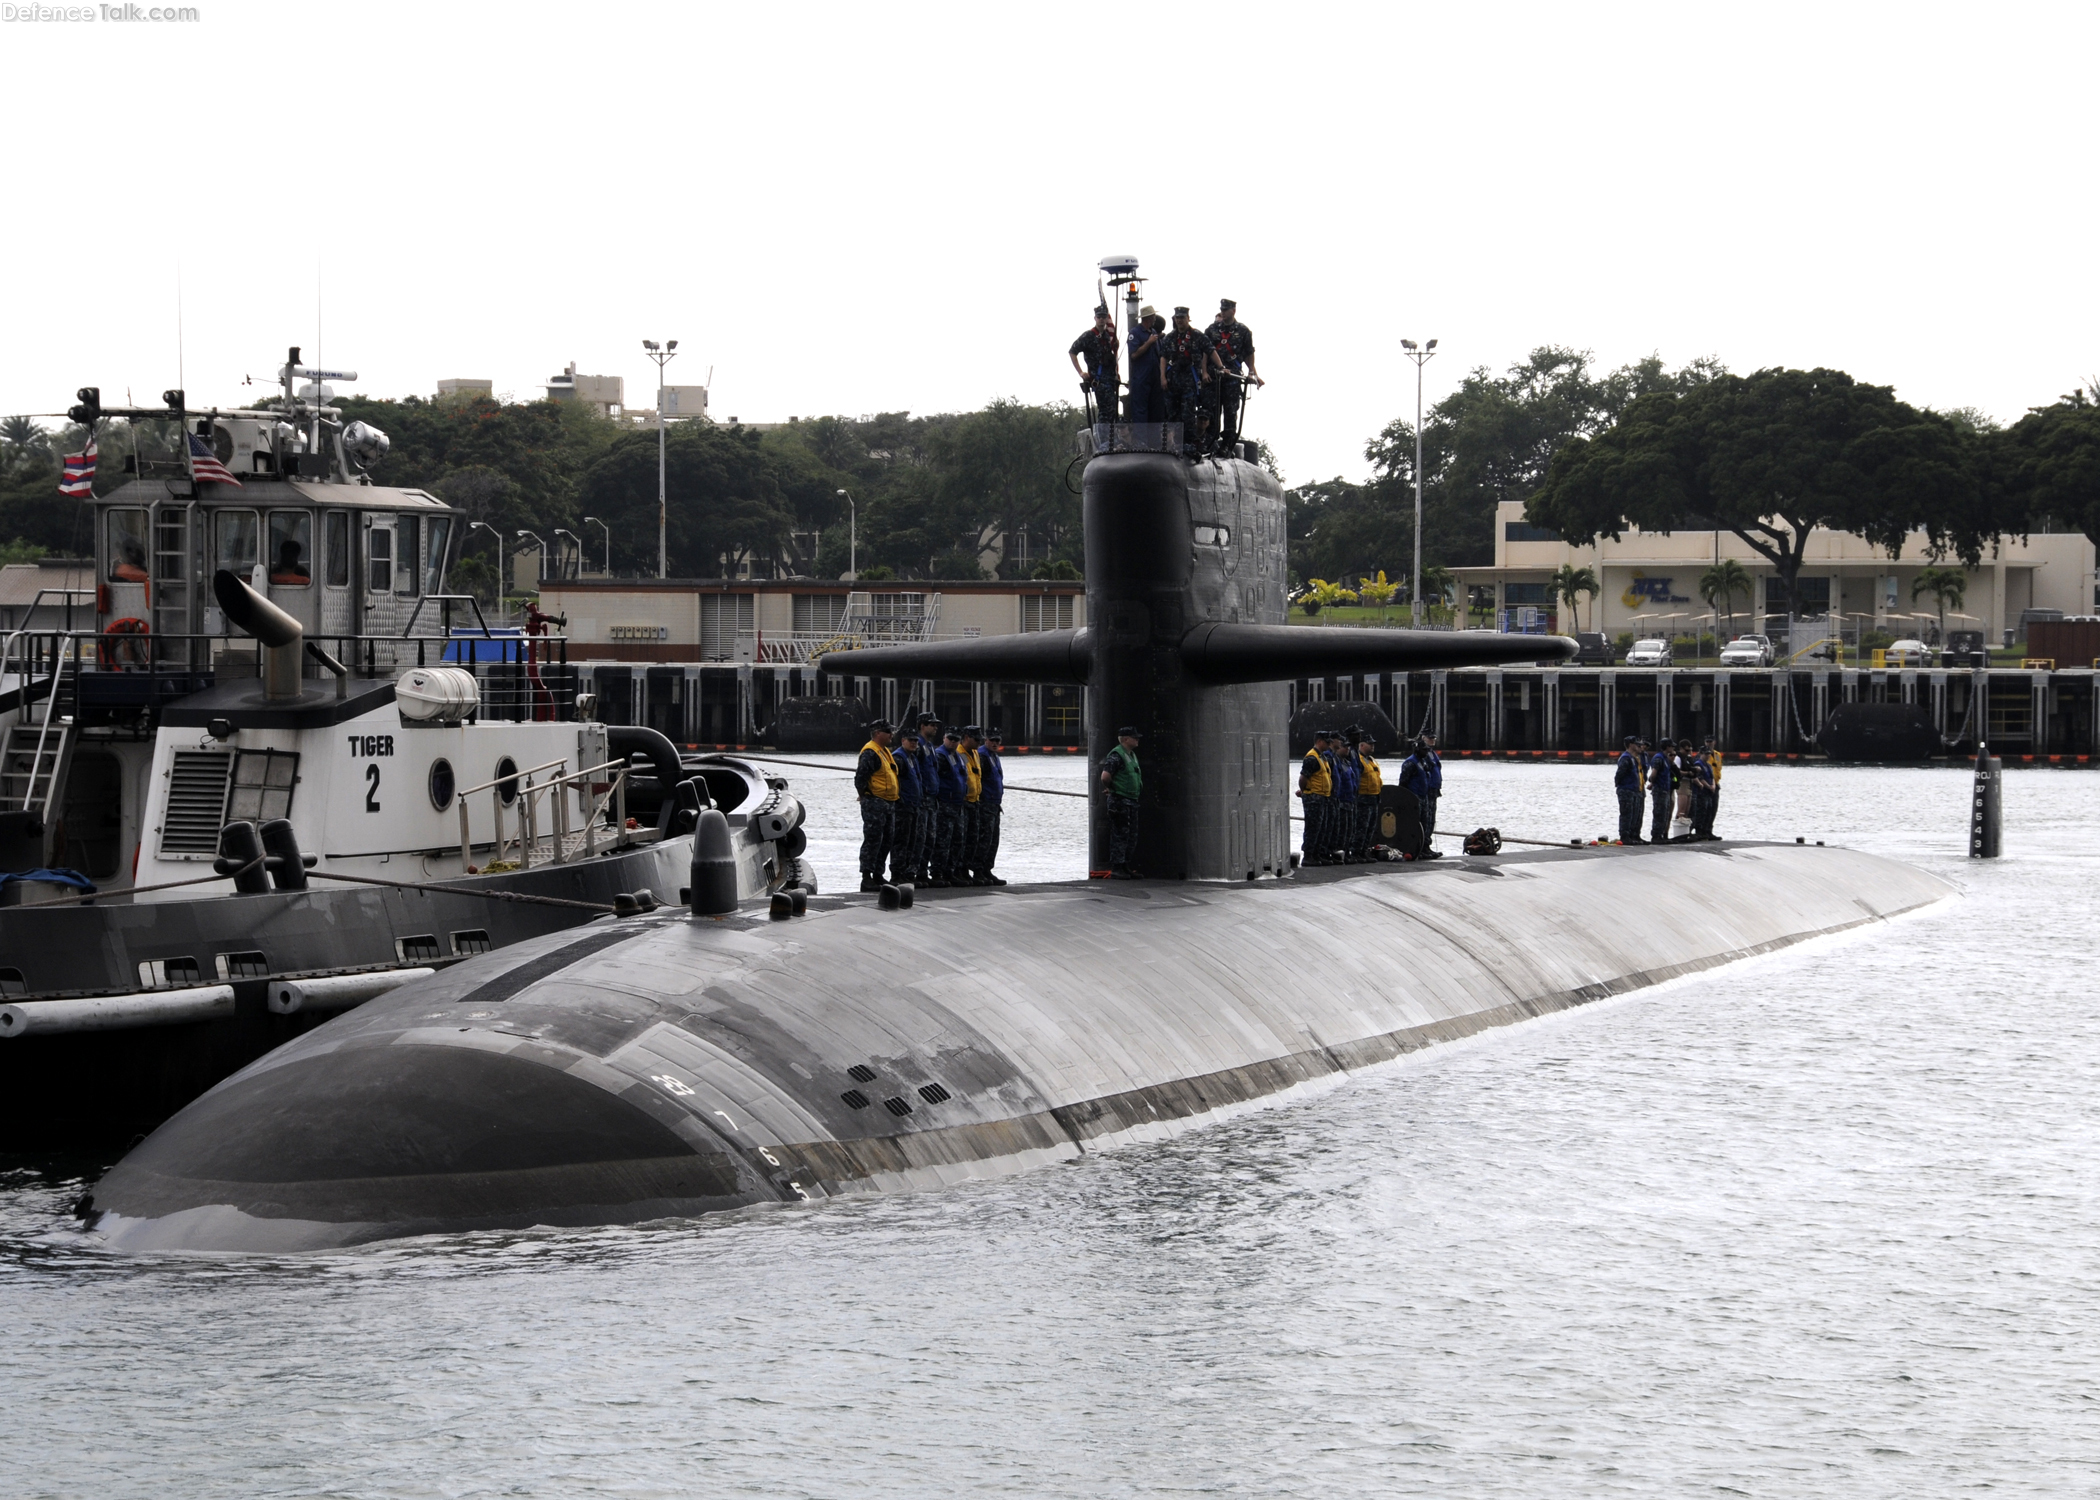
554;528;581;583
584;516;611;577
1401;338;1438;627
837;488;856;579
642;338;679;578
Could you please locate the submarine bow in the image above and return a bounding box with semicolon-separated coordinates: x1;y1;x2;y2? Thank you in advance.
821;447;1573;880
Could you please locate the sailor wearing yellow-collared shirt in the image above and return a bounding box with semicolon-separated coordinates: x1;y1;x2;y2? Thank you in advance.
958;725;986;884
854;718;899;892
1352;728;1384;858
1299;727;1335;866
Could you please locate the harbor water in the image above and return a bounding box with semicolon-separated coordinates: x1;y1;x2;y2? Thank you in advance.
4;760;2096;1497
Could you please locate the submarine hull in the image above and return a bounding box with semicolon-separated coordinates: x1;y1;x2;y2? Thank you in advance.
89;841;1951;1252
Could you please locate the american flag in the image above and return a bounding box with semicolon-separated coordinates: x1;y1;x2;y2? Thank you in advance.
187;432;243;487
57;440;96;498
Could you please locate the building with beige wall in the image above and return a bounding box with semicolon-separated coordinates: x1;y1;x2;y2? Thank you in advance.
540;578;1085;663
1455;501;2096;644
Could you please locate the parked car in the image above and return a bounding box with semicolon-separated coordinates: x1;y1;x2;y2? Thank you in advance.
1718;634;1775;667
1884;638;1930;666
1625;637;1673;667
1572;631;1615;665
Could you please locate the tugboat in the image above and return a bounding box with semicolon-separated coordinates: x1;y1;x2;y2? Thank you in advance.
0;354;815;1147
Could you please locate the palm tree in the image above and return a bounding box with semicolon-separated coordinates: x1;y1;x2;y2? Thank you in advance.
1420;563;1455;624
2;414;48;447
1699;559;1753;639
0;416;47;477
1911;565;1967;644
1551;563;1600;632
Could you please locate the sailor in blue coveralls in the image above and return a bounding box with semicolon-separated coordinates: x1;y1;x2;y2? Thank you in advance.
889;723;926;884
929;729;970;886
1648;739;1676;844
1331;724;1362;861
1399;738;1443;858
1615;735;1647;844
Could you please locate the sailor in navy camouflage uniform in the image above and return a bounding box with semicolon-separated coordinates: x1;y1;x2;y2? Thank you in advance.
1162;306;1220;453
1204;299;1262;448
1067;305;1120;424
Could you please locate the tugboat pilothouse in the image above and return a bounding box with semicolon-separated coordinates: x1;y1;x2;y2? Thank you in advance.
0;352;814;1146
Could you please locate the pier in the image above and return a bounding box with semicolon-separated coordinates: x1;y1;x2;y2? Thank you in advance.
570;659;2100;761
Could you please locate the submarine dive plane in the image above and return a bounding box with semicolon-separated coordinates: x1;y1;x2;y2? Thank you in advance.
81;269;1952;1252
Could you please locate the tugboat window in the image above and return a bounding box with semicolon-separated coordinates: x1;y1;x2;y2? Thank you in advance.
429;757;455;812
107;509;149;583
494;755;519;805
214;510;261;583
367;521;392;594
267;511;312;586
228;748;299;823
395;515;420;596
423;515;452;597
325;511;350;587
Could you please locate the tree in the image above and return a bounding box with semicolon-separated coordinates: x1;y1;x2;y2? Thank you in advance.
1551;562;1599;631
1699;558;1753;637
1357;569;1400;622
1420;563;1455;620
2;416;49;472
576;422;795;577
1530;367;1990;623
1994;394;2100;545
1285;476;1411;585
1910;565;1967;643
930;398;1081;578
1362;348;1726;569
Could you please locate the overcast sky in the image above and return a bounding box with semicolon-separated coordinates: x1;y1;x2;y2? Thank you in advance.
2;1;2091;484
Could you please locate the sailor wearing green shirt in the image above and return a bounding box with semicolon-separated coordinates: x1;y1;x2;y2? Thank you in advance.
1100;725;1144;879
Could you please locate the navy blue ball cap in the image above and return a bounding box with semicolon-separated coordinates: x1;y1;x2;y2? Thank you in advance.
1117;725;1142;738
866;718;893;733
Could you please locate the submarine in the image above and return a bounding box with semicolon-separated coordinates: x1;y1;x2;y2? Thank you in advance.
81;270;1953;1252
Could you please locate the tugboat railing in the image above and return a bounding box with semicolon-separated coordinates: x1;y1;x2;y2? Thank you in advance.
0;596;88;817
3;627;583;722
456;755;635;875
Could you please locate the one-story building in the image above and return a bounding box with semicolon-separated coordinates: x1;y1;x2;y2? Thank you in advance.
1453;501;2096;645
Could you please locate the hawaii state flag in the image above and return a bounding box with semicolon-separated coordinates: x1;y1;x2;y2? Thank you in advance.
187;432;243;487
58;440;96;498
